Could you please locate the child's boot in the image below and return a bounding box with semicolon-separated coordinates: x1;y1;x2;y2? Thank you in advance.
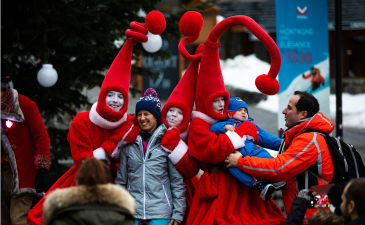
253;180;275;201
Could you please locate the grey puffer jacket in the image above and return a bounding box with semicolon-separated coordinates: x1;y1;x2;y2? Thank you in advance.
115;124;186;223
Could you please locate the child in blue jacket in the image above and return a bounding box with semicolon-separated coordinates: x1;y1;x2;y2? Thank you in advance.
210;97;285;201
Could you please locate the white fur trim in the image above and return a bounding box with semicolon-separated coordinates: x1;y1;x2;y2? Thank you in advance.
226;131;245;149
89;102;127;129
93;147;106;160
266;149;279;158
168;140;188;165
245;135;255;142
191;111;218;125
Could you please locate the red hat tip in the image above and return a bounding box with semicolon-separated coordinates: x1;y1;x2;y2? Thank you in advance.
145;11;166;35
179;11;203;37
255;74;280;95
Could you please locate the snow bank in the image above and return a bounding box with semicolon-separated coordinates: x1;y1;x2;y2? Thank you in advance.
220;54;365;128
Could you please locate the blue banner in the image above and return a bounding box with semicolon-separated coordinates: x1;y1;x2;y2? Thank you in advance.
276;0;330;130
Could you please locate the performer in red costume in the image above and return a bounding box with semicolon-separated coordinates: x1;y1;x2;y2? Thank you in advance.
166;12;286;225
1;62;50;225
159;19;205;222
27;11;166;225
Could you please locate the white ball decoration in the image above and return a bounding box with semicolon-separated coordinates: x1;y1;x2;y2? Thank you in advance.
142;32;163;53
37;64;58;87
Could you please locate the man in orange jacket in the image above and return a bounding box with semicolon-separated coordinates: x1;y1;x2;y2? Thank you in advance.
226;91;334;224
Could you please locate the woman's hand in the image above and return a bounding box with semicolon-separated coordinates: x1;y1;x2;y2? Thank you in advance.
225;151;243;168
169;219;179;225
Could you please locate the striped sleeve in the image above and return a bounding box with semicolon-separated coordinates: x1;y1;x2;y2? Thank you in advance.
237;134;320;181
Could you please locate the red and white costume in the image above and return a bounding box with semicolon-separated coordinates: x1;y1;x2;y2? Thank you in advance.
26;12;167;224
1;90;50;197
160;20;206;223
170;13;286;224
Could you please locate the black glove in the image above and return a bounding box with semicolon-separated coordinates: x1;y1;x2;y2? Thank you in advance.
302;74;305;78
34;169;47;193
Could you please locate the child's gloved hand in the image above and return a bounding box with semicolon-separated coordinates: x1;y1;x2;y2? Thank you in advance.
234;122;259;144
161;127;181;153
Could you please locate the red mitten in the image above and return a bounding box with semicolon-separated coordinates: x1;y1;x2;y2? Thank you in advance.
101;120;140;156
123;124;140;143
161;128;180;153
235;122;259;144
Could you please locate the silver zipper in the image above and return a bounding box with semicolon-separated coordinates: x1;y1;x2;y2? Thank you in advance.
139;126;165;219
162;184;171;207
128;185;131;193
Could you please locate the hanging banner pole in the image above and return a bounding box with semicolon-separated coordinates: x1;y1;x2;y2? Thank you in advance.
335;0;343;139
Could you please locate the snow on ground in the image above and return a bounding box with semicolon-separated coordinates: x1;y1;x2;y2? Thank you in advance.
221;54;365;128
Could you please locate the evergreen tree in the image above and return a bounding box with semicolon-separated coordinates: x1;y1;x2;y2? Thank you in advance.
1;0;215;188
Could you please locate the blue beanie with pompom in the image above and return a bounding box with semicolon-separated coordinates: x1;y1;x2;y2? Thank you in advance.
135;88;161;120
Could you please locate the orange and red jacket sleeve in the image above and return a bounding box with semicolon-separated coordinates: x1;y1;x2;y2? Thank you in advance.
303;72;312;79
188;118;244;164
67;116;95;168
26;100;51;170
237;135;319;181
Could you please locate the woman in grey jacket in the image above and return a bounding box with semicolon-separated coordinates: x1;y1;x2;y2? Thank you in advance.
115;88;186;225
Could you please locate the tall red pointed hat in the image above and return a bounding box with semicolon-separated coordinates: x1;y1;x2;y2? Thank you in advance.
161;11;204;132
96;11;166;122
195;16;281;120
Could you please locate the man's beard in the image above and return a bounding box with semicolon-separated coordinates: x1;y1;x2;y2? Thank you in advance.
343;207;352;225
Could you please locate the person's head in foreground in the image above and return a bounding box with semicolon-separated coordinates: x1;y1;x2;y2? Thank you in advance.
76;157;111;186
282;91;319;128
340;178;365;224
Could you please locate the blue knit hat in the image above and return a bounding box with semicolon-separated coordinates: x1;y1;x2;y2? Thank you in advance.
136;88;161;120
226;97;253;120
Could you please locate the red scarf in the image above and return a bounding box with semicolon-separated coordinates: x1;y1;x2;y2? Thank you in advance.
1;89;15;114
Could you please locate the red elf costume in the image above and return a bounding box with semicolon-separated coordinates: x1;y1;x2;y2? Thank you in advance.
27;11;166;225
160;12;207;225
166;12;286;225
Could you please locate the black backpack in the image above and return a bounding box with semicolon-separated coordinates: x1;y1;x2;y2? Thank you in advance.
302;129;365;185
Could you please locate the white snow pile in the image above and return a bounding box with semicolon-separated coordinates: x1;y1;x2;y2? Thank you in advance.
221;54;365;128
220;54;273;93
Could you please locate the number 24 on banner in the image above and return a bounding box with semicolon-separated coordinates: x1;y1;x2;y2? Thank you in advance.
284;52;312;64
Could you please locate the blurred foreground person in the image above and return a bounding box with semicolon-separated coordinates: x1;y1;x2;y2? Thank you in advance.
42;158;135;225
1;62;50;225
340;178;365;225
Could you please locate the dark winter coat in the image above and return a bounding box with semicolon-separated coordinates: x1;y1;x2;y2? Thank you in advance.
42;184;135;225
285;196;310;225
348;215;365;225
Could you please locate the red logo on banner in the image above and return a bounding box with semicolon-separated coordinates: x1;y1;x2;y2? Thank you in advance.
297;6;308;15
